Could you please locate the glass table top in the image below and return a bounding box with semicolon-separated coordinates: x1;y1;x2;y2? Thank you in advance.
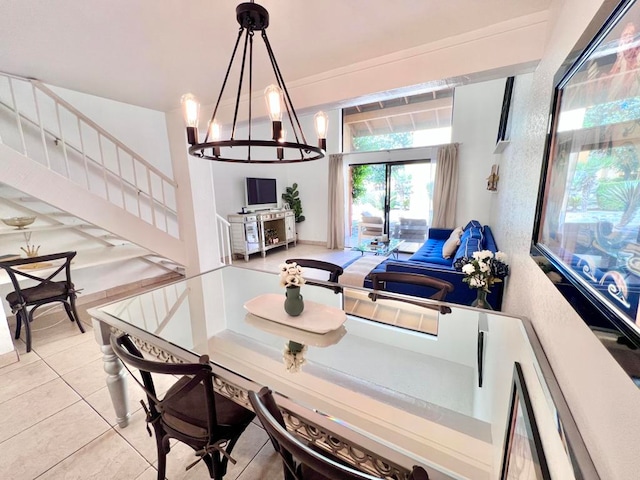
91;265;591;480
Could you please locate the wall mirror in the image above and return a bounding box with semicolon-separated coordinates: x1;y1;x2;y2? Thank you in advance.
532;0;640;383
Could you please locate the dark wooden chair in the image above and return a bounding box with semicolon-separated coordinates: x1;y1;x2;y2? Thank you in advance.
286;258;343;293
368;272;454;314
0;251;84;352
110;333;256;480
248;387;430;480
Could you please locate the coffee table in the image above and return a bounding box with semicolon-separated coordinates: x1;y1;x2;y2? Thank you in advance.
352;239;404;259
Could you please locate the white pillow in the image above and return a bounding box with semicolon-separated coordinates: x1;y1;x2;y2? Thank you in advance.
442;227;463;259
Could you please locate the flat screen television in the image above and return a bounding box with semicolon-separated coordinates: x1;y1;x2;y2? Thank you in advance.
245;177;278;210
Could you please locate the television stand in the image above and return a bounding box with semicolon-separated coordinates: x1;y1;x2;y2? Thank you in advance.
227;209;296;262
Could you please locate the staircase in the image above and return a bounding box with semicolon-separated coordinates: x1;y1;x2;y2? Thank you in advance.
0;72;194;292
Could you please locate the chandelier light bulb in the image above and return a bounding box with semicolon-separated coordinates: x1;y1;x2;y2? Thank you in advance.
314;111;329;150
208;121;221;141
265;84;284;122
180;93;200;128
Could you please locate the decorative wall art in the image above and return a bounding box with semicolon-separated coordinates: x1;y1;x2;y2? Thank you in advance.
499;363;551;480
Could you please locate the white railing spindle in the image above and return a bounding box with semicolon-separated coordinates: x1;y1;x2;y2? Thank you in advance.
31;83;51;169
8;78;27;156
0;71;181;240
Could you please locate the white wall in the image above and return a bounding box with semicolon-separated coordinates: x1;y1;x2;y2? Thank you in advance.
50;86;173;177
211;77;506;244
209;110;341;243
452;78;506;226
492;1;640;479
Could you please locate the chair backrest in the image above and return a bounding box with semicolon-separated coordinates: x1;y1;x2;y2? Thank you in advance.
248;387;430;480
110;333;218;443
369;272;454;313
0;251;77;301
285;258;343;283
286;258;344;293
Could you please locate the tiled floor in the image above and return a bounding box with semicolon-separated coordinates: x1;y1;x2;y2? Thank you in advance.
0;244;367;479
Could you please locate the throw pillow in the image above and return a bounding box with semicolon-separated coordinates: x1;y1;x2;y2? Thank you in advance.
442;228;463;259
463;220;482;231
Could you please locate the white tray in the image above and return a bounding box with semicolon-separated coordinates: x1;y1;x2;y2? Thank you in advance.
243;293;346;334
244;313;346;347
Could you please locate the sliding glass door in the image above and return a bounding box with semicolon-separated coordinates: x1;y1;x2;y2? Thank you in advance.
348;160;434;252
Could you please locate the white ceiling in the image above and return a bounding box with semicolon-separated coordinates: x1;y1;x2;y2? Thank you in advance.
0;0;552;113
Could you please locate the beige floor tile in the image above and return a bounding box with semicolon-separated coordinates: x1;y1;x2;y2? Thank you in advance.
156;422;269;480
0;344;41;376
11;309;92;354
235;442;283;480
0;378;80;443
222;423;270;480
38;429;150;480
62;357;111;397
0;401;110;479
32;326;94;359
84;381;146;427
135;467;159;480
43;337;102;376
0;360;58;404
116;408;159;464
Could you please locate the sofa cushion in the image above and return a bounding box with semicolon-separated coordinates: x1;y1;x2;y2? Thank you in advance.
408;239;454;266
442;228;463;259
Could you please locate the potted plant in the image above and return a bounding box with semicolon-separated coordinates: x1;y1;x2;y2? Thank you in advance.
282;183;305;223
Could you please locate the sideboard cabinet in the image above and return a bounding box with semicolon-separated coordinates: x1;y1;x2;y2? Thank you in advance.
228;210;296;262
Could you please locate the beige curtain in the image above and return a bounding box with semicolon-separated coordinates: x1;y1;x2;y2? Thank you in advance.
327;153;345;249
431;143;459;228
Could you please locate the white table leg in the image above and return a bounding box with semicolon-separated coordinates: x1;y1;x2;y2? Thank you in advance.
92;318;130;428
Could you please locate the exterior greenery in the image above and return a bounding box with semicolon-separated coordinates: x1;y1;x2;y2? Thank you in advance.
352;131;413;153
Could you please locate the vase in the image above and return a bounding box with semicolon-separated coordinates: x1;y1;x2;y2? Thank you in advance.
284;286;304;316
471;289;493;310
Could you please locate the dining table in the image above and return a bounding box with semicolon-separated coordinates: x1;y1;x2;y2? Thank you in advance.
88;265;596;480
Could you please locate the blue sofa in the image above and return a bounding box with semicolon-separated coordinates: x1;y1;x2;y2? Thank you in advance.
364;221;505;309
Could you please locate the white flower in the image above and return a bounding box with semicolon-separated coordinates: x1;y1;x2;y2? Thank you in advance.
478;262;490;273
283;342;307;373
279;261;305;288
462;264;475;275
473;250;493;261
495;251;507;263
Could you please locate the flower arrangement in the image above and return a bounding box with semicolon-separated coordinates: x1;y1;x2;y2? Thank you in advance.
283;340;307;373
454;250;509;292
279;262;305;288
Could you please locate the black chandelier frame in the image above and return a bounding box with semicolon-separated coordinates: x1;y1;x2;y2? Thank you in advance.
187;2;325;163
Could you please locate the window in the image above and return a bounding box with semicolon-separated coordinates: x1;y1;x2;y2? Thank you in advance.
342;90;454;153
533;0;640;346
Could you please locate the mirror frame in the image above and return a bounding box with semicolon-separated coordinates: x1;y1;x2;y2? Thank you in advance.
531;0;640;348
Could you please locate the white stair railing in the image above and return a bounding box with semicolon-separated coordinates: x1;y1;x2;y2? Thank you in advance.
216;214;233;265
0;72;179;238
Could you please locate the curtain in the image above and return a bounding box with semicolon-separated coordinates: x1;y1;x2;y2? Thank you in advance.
431;143;459;229
327;153;345;249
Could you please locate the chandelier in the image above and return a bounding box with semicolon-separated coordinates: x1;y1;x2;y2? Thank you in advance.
181;1;328;164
